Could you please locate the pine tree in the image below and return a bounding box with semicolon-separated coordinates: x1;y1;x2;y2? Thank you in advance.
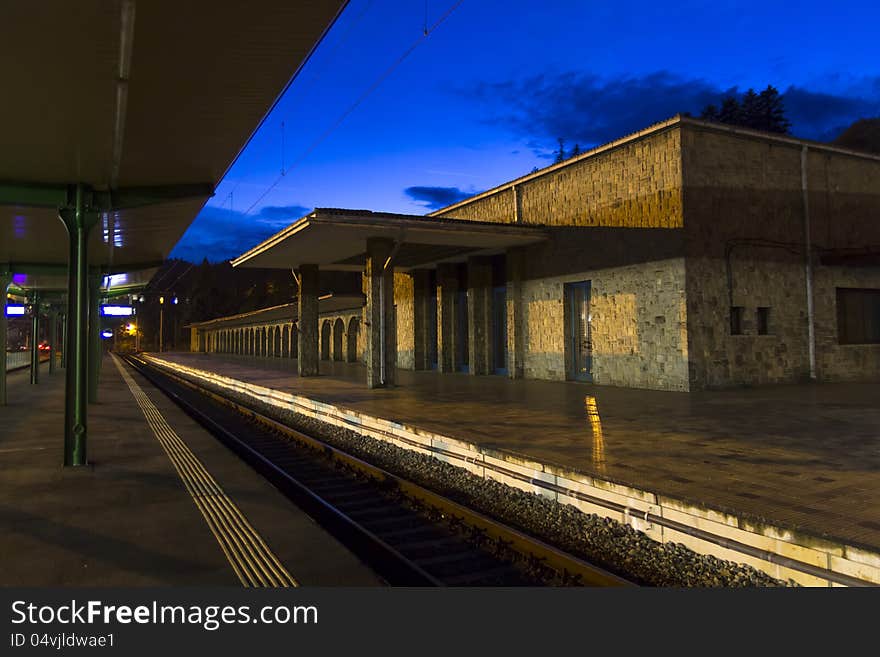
717;96;743;125
740;89;760;129
554;137;566;164
700;104;720;121
756;85;791;134
570;143;581;158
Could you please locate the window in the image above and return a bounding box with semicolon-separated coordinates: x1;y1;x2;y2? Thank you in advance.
756;307;771;335
730;306;744;335
837;288;880;344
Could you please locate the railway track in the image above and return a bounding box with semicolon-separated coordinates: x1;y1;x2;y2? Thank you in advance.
123;354;632;588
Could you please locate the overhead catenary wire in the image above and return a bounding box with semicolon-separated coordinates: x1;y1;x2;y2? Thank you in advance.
242;0;466;218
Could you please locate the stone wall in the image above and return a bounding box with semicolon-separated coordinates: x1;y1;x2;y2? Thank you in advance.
520;257;689;391
394;272;415;369
435;125;683;229
814;266;880;381
681;122;880;387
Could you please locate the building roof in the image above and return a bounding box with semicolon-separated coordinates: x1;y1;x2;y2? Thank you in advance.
231;208;547;271
188;293;364;330
429;114;880;218
0;1;347;294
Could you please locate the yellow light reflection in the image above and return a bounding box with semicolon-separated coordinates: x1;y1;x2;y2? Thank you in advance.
584;396;606;475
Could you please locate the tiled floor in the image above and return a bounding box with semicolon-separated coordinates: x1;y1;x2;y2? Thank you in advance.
156;352;880;551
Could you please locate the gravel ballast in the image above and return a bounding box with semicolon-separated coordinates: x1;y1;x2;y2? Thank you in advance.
158;366;796;587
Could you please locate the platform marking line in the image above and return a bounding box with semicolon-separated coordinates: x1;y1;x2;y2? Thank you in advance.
112;354;298;587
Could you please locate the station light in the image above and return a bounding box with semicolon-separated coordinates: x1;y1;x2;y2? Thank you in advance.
126;323;137;335
101;330;114;339
159;296;164;305
102;305;133;316
172;296;178;305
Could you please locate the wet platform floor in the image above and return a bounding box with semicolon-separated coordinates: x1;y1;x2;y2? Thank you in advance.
153;352;880;552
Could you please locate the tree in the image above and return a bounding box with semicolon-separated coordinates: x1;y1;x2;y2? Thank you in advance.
570;143;582;157
699;85;791;134
833;117;880;154
554;137;566;164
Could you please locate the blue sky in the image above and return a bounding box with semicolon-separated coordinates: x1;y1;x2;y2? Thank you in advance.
170;0;880;262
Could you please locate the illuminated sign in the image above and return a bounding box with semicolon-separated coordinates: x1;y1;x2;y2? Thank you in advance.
5;305;25;316
101;330;114;339
101;305;133;316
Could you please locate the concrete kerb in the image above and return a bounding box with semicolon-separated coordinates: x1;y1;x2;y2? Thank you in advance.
141;354;880;587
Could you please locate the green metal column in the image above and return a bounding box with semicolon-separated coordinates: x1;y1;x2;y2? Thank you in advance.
30;291;40;385
48;308;58;375
60;310;67;369
0;266;11;405
88;272;102;403
60;184;97;467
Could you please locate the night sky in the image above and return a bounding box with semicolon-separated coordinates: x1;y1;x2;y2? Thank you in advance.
170;0;880;263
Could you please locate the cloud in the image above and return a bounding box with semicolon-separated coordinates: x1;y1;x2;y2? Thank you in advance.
469;71;880;154
255;205;311;225
404;186;476;210
170;204;310;263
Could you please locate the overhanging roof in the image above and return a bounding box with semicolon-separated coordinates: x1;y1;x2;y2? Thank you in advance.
1;1;347;289
188;294;364;330
231;209;548;272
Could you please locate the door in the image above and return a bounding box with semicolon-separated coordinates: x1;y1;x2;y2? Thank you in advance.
566;281;592;382
492;285;508;375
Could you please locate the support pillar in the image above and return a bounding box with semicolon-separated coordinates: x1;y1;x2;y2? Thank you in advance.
506;248;525;379
365;238;396;388
88;272;101;404
467;257;492;376
60;310;68;368
436;263;458;373
60;184;98;466
49;308;58;375
412;269;431;370
297;265;319;376
30;292;40;385
0;267;10;405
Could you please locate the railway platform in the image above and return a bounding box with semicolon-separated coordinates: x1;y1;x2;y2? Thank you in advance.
0;354;381;587
144;351;880;586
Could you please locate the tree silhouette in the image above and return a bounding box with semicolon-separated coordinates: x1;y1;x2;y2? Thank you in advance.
700;85;790;134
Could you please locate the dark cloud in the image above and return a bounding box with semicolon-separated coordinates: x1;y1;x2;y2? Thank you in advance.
256;205;311;224
470;71;880;154
170;204;310;263
405;186;475;210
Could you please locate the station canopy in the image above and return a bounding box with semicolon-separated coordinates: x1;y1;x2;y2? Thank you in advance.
0;0;347;295
187;294;365;331
231;209;548;272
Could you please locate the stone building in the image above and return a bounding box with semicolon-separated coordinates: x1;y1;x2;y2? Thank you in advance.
215;115;880;391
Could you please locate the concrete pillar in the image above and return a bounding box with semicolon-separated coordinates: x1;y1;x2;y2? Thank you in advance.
412;269;431;370
365;238;396;388
88;273;101;402
436;263;458;373
297;264;319;376
0;272;9;403
60;310;68;367
506;248;526;379
467;257;492;376
30;293;40;385
49;308;58;374
0;268;10;405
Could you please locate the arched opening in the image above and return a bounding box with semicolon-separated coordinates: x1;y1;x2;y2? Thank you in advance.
291;323;299;358
320;321;331;360
274;325;282;357
347;317;360;362
282;325;290;358
333;318;345;361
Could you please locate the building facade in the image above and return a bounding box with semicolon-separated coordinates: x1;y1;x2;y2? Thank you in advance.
217;115;880;392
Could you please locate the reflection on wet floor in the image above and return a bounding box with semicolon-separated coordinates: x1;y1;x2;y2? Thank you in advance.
151;353;880;551
584;396;606;475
